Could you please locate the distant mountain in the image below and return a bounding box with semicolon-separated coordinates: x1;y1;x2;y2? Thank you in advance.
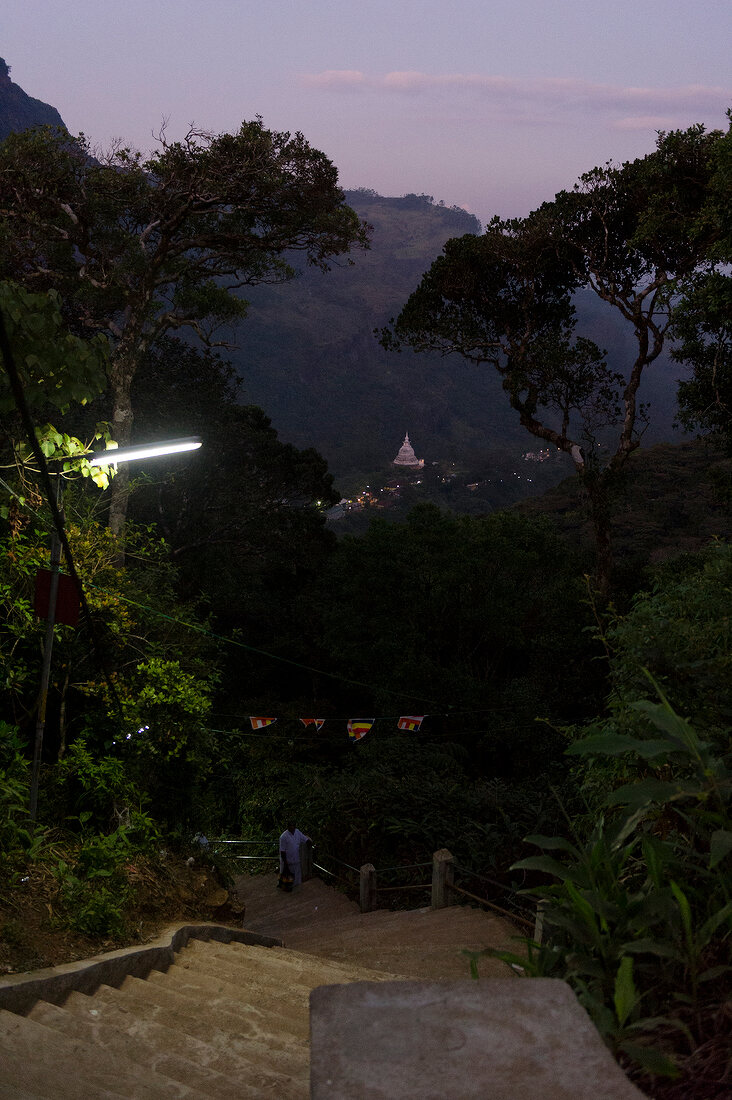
0;63;687;492
230;191;536;486
230;190;687;488
0;59;66;141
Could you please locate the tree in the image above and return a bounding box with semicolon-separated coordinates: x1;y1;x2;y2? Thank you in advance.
672;121;732;445
125;338;339;675
308;504;599;768
384;123;728;593
0;123;369;534
0;281;108;415
674;272;732;444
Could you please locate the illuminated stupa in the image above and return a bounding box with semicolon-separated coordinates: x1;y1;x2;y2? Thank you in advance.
392;432;424;469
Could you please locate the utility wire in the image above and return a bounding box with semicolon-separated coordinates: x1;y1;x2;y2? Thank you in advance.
83;580;448;707
1;397;537;717
0;303;122;715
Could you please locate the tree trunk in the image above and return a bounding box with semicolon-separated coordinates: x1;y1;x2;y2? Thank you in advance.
57;667;70;760
108;353;136;541
588;480;613;599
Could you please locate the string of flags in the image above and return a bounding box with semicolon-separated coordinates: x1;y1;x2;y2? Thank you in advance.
248;716;426;740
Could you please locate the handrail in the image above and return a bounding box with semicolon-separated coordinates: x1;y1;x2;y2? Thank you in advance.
452;860;536;922
315;852;361;874
230;855;279;861
375;883;430;893
449;883;534;929
227;838;540;937
372;861;432;874
313;861;357;887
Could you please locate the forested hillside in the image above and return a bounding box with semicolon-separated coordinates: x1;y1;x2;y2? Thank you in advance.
230;191;686;487
1;67;730;1098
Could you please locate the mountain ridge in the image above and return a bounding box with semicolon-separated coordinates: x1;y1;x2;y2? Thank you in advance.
0;62;688;491
0;58;66;142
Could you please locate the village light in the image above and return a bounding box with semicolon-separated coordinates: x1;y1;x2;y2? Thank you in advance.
88;436;202;466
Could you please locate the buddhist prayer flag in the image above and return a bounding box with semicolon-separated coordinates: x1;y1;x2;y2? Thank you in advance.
250;717;276;729
301;718;325;730
348;719;374;741
398;716;425;731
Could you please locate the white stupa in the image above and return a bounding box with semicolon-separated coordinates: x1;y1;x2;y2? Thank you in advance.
392;432;424;469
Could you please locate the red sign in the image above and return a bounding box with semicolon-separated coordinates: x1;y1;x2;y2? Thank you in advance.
34;569;81;627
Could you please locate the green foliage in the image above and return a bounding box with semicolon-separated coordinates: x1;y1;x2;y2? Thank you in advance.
0;281;108;414
231;726;571;880
0;123;367;536
606;542;732;740
310;504;596;736
55;827;134;938
674;271;732;445
490;683;730;1076
49;739;158;840
0;721;46;866
385;123;729;592
126;338;338;658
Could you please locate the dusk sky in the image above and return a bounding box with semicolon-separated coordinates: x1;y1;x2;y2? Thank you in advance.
5;1;731;225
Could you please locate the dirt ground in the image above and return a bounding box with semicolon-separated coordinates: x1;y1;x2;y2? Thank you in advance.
0;851;243;976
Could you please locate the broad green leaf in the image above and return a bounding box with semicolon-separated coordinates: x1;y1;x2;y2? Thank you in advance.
566;732;676;758
511;855;575;880
618;1041;680;1078
605;778;694;809
710;829;732;868
523;834;579;855
614;956;637;1028
699;901;732;942
699;964;731;982
632;692;708;758
670;880;693;946
621;939;679;959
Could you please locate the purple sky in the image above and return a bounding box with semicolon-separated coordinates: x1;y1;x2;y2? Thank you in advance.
5;0;731;224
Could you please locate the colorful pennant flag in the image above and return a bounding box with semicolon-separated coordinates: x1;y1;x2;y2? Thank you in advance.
300;718;325;730
250;717;277;729
398;716;425;731
348;719;374;741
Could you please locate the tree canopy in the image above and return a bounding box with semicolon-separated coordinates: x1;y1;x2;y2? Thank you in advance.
384;121;731;593
0;122;369;532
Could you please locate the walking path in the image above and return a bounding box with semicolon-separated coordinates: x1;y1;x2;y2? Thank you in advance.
0;873;520;1097
236;872;520;979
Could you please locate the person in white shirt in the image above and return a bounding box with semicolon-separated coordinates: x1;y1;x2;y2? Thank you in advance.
279;820;311;888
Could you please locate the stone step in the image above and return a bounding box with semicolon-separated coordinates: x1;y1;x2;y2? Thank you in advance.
0;878;529;1098
280;905;519;980
0;1078;39;1100
27;997;242;1100
0;1007;199;1099
154;949;395;1044
59;987;301;1094
145;966;311;1044
0;1046;125;1100
238;876;359;936
92;976;310;1084
181;938;399;986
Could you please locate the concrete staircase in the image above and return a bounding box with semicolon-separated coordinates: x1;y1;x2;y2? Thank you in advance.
0;875;518;1097
239;873;519;979
0;936;400;1098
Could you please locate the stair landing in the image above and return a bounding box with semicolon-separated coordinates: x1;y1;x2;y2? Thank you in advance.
237;873;520;980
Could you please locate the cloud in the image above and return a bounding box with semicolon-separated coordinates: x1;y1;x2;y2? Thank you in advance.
301;71;730;124
301;70;367;89
611;116;682;131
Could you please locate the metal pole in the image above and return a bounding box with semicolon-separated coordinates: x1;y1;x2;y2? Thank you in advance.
29;475;62;821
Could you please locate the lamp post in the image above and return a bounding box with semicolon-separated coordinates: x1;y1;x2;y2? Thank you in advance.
29;436;202;820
